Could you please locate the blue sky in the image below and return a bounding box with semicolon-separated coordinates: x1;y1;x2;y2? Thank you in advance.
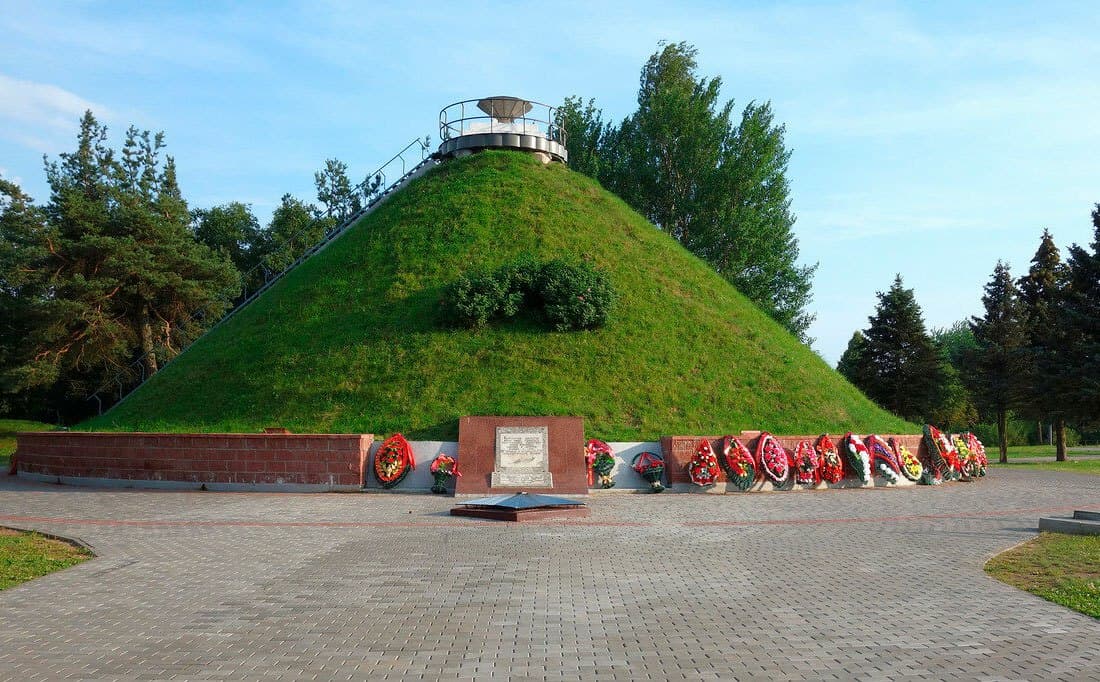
2;1;1097;363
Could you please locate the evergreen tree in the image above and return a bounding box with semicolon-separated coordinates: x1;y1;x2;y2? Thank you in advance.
567;42;816;341
1017;229;1070;459
968;262;1028;462
314;158;362;223
836;330;867;385
928;322;979;431
1060;205;1100;427
7;111;239;410
848;275;942;421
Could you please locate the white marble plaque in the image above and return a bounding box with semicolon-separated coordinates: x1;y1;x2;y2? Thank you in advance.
492;426;552;488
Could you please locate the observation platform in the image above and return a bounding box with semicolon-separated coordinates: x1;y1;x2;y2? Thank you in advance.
438;96;568;164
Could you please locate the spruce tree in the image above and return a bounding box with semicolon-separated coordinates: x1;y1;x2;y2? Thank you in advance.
968;262;1028;462
836;330;867;385
1017;229;1070;459
1060;205;1100;428
850;275;942;421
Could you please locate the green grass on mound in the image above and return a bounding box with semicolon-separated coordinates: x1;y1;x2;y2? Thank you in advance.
85;152;914;440
0;419;53;469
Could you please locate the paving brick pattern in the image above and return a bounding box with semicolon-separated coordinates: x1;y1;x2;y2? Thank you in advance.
0;470;1098;680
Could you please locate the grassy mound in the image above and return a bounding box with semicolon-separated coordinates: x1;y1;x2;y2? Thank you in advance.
86;151;913;440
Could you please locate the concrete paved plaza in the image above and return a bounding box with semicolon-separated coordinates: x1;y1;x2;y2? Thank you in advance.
1;470;1098;681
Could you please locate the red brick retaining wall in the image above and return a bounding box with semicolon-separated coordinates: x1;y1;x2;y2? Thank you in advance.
15;432;373;488
660;432;925;485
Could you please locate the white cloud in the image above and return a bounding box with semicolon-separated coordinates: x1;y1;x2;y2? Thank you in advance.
0;73;111;152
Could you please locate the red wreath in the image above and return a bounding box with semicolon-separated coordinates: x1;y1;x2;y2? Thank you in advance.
755;432;790;485
816;434;843;483
866;434;903;476
687;439;721;486
373;433;415;488
792;439;820;485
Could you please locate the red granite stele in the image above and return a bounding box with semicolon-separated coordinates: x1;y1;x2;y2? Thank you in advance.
454;416;588;495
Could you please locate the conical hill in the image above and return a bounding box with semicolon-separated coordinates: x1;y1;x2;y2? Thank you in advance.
86;151;913;440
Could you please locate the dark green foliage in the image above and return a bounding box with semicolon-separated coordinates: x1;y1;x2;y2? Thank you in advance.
442;256;615;331
535;259;615;331
1;112;238;418
562;42;816;341
1017;229;1071;457
968;261;1028;461
844;275;943;422
927;323;979;431
837;331;867;386
191;202;265;285
314;158;364;222
1060;206;1100;425
86;151;912;439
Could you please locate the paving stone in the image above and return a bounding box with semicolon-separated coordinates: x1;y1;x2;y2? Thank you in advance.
0;471;1097;680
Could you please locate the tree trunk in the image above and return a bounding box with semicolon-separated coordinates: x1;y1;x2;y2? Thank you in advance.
1055;416;1066;462
997;408;1008;464
1037;420;1043;446
139;309;158;378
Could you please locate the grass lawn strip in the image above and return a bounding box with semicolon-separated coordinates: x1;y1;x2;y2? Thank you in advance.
0;527;93;590
986;533;1100;619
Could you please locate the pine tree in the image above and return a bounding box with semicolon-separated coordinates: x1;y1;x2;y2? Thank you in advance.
1017;229;1070;459
263;193;330;273
968;262;1028;462
849;275;942;421
314;158;362;223
11;111;239;409
1060;205;1100;428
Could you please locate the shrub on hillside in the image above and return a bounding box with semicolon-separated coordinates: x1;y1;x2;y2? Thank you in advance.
536;259;615;331
442;256;614;331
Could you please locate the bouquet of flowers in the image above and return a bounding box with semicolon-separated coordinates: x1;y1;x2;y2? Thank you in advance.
841;432;872;485
889;437;923;482
816;434;844;484
585;439;616;489
793;439;820;486
374;433;416;489
687;439;721;486
631;451;665;492
429;453;460;494
866;434;902;484
721;436;756;491
935;429;962;481
755;433;790;486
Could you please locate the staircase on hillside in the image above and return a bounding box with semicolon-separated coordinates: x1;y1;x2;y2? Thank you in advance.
87;137;438;415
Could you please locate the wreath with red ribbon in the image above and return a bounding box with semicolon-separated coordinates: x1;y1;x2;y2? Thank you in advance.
755;432;790;485
631;451;665;492
374;433;415;488
966;432;988;476
841;432;871;485
866;434;903;484
816;434;844;483
890;437;924;482
792;439;820;486
921;424;950;483
687;439;721;486
720;436;756;491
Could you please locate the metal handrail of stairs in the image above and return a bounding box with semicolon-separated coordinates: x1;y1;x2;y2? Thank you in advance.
86;136;438;416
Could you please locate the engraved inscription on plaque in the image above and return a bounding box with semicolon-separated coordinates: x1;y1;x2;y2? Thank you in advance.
492;426;553;488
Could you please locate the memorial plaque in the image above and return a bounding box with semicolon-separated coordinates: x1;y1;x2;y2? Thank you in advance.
455;416;586;495
491;426;553;488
